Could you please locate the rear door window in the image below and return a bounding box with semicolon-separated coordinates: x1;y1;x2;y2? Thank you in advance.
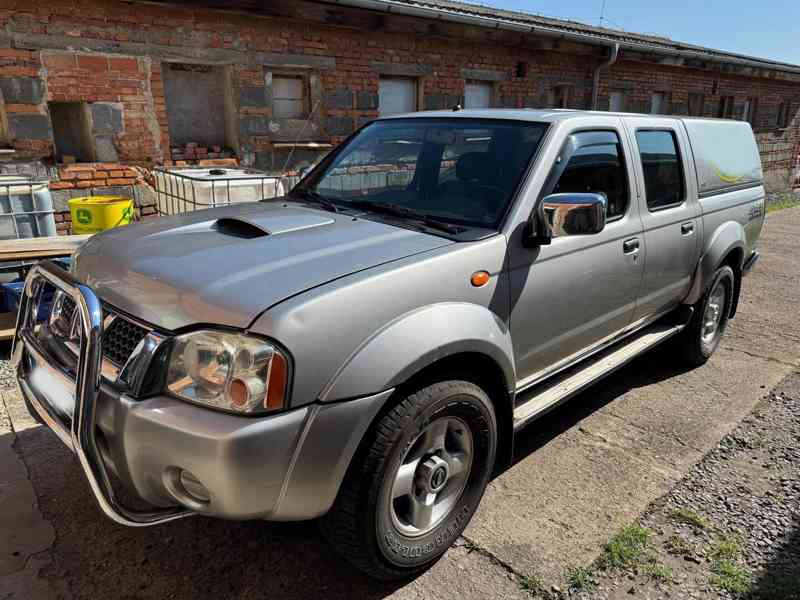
635;130;685;210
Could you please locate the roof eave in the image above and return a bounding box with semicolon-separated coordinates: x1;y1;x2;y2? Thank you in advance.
324;0;800;76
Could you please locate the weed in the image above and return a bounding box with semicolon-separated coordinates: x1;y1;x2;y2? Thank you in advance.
710;559;752;594
462;538;480;553
519;573;548;598
565;565;596;592
664;534;694;557
710;534;742;562
669;507;709;529
597;524;651;570
642;560;673;583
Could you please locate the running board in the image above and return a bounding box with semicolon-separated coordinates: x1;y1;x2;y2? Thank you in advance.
513;316;690;431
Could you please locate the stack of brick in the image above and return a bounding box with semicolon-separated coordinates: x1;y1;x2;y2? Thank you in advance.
169;143;234;162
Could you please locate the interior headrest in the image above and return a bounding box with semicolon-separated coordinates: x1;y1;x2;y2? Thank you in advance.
456;152;490;181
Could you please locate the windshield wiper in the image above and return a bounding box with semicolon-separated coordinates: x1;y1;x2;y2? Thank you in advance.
345;200;462;235
290;189;340;213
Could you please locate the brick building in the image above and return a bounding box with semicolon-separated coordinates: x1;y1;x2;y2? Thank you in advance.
0;0;798;229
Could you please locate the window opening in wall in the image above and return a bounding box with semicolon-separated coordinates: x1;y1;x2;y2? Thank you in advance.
273;75;307;119
378;77;418;117
688;92;705;116
650;92;666;114
464;81;493;109
0;90;9;148
777;101;789;128
609;91;626;112
162;63;230;149
743;97;759;127
48;102;95;162
549;85;572;109
717;95;735;118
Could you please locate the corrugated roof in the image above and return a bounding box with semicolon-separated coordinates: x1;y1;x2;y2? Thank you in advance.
347;0;800;74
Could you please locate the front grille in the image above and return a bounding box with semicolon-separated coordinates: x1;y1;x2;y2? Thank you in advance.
48;291;150;368
61;295;76;322
103;317;149;366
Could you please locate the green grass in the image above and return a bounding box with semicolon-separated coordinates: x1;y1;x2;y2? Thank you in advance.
767;194;800;214
669;507;710;530
597;524;651;570
710;559;752;594
565;565;596;592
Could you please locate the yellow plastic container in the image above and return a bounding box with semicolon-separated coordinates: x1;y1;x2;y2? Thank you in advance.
68;196;134;234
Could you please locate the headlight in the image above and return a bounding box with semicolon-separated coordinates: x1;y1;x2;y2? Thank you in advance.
165;330;289;414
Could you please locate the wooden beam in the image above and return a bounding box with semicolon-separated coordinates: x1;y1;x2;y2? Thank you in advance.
0;312;16;342
0;235;91;263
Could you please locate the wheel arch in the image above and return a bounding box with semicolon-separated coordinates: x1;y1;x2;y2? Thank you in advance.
684;221;746;308
319;302;516;473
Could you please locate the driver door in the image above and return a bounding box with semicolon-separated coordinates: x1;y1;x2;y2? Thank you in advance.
508;124;645;389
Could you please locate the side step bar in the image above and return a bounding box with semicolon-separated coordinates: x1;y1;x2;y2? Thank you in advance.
513;315;690;431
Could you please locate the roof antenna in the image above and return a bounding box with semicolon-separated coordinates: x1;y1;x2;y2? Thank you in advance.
452;103;463;111
599;0;606;27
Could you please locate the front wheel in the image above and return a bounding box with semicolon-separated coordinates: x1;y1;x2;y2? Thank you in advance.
321;380;497;580
677;265;735;367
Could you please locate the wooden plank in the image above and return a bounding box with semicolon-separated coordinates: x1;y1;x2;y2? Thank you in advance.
0;235;91;263
0;312;16;341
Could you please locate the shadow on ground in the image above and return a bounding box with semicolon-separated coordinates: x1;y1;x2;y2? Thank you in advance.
747;515;800;600
7;342;692;599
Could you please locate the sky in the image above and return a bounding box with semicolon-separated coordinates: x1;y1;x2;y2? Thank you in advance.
474;0;800;66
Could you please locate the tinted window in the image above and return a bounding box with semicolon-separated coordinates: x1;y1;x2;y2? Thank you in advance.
636;130;685;210
552;131;629;219
306;119;548;228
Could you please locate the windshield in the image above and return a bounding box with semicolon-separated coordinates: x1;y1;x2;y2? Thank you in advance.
298;118;549;229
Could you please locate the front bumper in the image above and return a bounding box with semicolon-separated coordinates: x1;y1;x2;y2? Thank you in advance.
15;261;391;525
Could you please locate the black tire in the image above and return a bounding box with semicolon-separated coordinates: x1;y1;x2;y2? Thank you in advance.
678;265;735;367
320;379;497;580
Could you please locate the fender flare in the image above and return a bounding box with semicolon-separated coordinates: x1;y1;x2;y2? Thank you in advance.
318;302;515;402
684;220;746;306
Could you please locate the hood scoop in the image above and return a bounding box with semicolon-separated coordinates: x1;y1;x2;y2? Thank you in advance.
213;211;336;238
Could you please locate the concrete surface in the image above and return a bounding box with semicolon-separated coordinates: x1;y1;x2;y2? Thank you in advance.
1;207;799;599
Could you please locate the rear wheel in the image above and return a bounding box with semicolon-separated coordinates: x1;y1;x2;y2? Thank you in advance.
321;379;497;580
678;265;735;367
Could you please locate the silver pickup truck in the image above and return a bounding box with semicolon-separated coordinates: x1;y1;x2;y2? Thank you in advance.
14;109;764;580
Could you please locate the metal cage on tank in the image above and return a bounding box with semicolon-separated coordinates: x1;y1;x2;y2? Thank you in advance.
153;167;285;216
0;175;57;240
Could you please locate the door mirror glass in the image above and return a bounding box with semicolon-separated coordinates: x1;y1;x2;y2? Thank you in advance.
539;192;607;237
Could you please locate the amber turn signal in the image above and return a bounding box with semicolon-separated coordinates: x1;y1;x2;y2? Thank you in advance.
470;271;490;287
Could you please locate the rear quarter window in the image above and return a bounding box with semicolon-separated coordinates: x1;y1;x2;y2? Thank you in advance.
683;120;763;196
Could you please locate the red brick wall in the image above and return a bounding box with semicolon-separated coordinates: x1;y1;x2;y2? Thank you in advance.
0;0;798;191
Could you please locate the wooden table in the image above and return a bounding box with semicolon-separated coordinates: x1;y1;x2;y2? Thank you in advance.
0;234;90;263
0;234;90;341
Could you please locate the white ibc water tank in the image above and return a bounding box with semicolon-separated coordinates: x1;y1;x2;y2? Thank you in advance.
154;167;285;216
0;176;57;240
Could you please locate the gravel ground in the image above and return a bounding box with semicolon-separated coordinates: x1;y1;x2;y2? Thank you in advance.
1;341;15;392
560;370;800;600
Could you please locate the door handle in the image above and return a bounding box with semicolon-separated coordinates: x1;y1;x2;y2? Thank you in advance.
681;222;695;235
623;238;640;254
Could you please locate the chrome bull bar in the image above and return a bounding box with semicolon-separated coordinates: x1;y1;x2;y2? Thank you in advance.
13;260;191;527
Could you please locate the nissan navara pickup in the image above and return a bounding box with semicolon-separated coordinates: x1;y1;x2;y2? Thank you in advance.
14;110;764;579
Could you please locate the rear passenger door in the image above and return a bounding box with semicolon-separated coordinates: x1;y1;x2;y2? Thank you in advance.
626;118;701;322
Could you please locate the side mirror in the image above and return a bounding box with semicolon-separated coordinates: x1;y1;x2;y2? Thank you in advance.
525;193;607;246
